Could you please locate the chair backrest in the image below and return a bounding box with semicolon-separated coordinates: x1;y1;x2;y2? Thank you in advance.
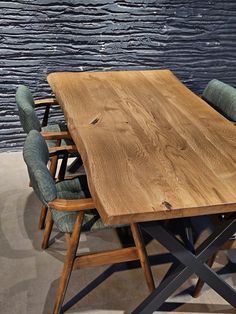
203;79;236;122
23;130;57;205
16;85;42;133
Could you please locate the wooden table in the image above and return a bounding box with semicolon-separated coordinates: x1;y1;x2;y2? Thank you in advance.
48;69;236;312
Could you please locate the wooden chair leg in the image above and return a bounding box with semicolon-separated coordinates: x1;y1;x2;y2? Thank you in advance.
53;212;84;314
41;211;54;250
50;155;59;180
130;223;155;292
65;233;71;246
49;139;61;180
38;205;48;230
192;253;217;298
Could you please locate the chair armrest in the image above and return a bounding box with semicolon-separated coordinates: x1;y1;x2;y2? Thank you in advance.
34;98;58;107
41;131;72;140
49;145;77;156
48;198;95;211
35;98;59;127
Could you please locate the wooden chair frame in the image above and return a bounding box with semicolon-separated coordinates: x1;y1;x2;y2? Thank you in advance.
23;97;81;237
29;96;72;231
39;143;78;249
42;131;73;180
44;197;155;314
35;97;83;174
33;99;154;312
35;97;75;184
34;97;59;127
37;135;75;232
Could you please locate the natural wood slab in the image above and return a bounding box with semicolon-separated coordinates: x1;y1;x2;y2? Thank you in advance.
48;70;236;225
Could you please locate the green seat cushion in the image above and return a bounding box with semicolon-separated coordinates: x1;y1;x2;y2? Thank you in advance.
203;79;236;121
56;177;85;201
50;177;99;233
51;177;126;233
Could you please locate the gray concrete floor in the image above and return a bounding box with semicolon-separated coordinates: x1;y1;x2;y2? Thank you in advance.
0;152;236;314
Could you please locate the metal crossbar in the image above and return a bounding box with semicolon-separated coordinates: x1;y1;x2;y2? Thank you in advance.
132;217;236;313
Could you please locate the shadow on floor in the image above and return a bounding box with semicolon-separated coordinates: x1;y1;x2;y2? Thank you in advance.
19;190;236;314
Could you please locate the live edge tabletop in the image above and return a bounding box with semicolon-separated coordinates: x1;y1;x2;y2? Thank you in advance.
47;70;236;225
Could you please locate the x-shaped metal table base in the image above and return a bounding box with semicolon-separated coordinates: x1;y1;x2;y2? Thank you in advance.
132;216;236;313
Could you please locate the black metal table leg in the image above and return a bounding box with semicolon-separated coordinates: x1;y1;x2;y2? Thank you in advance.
132;217;236;313
132;263;192;314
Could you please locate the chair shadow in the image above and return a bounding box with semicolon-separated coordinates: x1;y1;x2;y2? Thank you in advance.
20;192;236;314
158;301;235;313
42;256;236;314
23;191;65;252
0;189;35;259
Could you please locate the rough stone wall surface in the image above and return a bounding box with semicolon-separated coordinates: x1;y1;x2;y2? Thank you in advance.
1;0;236;151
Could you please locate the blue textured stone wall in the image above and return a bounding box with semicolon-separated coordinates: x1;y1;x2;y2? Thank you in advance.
1;0;236;151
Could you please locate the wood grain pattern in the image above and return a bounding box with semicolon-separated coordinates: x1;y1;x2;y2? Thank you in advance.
34;98;58;107
130;223;155;292
48;70;236;225
53;212;84;314
48;145;77;156
41;131;72;140
73;247;139;269
48;198;95;212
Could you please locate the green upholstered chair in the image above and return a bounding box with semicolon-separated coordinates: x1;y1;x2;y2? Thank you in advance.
202;79;236;122
15;84;76;179
15;84;74;147
16;85;82;229
23;129;102;243
23;130;155;314
16;84;83;175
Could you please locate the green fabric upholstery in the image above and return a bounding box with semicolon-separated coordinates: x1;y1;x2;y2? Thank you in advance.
23;130;109;233
203;79;236;121
23;130;56;204
15;85;74;146
16;85;41;133
54;178;119;232
53;178;101;233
